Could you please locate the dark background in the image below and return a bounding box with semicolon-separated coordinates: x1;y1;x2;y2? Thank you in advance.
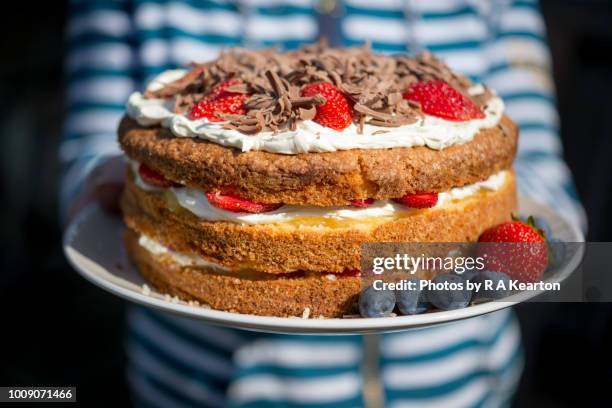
0;1;611;406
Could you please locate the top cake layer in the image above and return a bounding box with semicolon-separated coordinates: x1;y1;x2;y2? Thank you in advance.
119;116;516;205
120;44;517;205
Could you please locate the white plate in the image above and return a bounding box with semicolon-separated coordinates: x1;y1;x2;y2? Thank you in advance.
63;197;584;334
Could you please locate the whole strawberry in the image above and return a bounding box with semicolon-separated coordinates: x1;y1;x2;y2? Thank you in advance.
477;219;548;283
301;82;353;131
403;80;485;121
190;80;248;121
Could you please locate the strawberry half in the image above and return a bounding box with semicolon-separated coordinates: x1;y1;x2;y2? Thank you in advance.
403;80;484;121
477;219;548;283
190;80;248;121
394;192;438;208
350;198;375;207
206;191;282;213
138;164;180;188
206;79;243;99
301;82;353;131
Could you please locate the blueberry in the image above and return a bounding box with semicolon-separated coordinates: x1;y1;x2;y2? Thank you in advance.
426;274;472;310
395;279;429;315
359;284;396;318
454;269;479;281
548;238;566;269
471;270;511;301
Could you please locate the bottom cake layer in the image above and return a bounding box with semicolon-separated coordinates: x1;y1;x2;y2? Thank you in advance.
125;230;362;317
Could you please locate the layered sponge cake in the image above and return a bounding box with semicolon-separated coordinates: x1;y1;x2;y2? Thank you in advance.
119;44;518;318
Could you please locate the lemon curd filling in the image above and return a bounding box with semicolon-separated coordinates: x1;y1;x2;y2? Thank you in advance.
137;234;358;280
129;159;508;227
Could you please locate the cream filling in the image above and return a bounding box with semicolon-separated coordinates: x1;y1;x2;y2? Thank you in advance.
138;234;344;282
126;70;504;155
138;234;230;271
129;160;507;225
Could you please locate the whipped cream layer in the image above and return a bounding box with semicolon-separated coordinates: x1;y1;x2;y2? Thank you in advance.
138;234;230;271
138;234;347;282
130;160;507;225
126;70;505;155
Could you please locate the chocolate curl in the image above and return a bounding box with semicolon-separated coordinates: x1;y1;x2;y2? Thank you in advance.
143;45;481;134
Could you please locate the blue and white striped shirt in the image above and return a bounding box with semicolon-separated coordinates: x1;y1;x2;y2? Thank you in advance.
62;1;584;406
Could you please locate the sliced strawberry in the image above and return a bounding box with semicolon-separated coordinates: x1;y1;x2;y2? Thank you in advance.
206;79;243;99
350;198;375;207
477;219;548;283
324;269;362;278
394;192;438;208
138;164;179;188
301;82;353;131
403;80;484;121
190;94;247;121
190;80;249;121
206;191;282;213
337;269;361;277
